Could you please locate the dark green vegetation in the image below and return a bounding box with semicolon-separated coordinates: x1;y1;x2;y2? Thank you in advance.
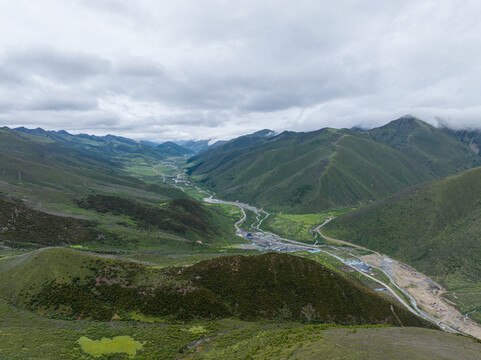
76;195;231;243
188;117;481;213
0;193;101;247
179;252;431;326
0;248;430;327
323;166;481;315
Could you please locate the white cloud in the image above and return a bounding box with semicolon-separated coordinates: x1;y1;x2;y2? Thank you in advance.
1;0;481;141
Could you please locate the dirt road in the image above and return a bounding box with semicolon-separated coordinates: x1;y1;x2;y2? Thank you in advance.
315;218;481;339
362;254;481;339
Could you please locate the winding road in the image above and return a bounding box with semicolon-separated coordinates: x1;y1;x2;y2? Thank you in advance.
160;161;480;339
203;195;481;338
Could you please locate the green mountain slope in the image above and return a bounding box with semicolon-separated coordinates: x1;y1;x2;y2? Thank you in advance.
323;166;481;290
0;127;142;192
76;195;234;243
2;298;479;360
188;128;437;212
188;118;481;213
199;326;481;360
13;126;174;163
156;141;193;156
175;139;227;153
442;127;481;155
0;248;431;327
0;191;236;248
366;116;481;177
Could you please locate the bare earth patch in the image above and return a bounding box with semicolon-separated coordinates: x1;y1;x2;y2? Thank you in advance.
362;253;481;340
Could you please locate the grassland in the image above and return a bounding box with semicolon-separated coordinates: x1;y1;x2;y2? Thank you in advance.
264;208;355;243
1;297;479;360
196;324;481;360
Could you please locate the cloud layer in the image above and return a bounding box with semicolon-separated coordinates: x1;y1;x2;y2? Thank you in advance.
1;0;481;140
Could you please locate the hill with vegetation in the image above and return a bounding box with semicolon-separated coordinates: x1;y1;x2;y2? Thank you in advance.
323;166;481;281
0;127;143;193
188;118;481;213
365;116;481;177
322;166;481;319
76;195;234;243
0;193;102;247
442;127;481;155
0;128;239;253
188;127;439;212
156;141;193;156
13;126;174;164
0;248;431;327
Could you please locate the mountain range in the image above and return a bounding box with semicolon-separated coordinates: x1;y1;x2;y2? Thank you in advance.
188;116;481;212
3;117;481;358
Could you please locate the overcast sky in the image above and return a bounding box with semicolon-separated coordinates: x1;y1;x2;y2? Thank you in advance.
1;0;481;141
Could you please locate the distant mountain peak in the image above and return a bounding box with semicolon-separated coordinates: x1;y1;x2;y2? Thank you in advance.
249;129;277;137
398;114;418;121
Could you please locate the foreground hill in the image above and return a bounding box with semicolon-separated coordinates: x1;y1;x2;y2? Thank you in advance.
0;249;431;327
323;166;481;296
1;298;479;360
